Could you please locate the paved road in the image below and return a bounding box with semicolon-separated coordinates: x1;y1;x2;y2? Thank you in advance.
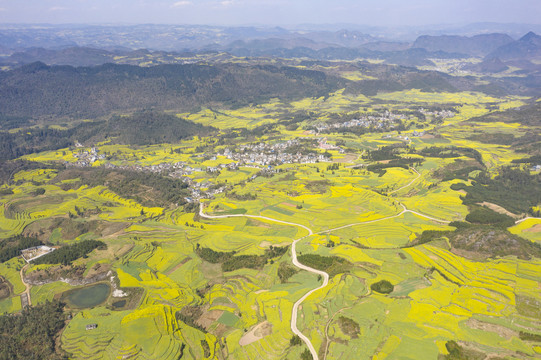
198;205;313;235
197;165;541;359
514;216;541;224
199;198;453;360
290;236;328;360
200;204;324;359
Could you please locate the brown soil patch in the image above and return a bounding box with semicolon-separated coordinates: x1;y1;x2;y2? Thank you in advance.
259;241;290;248
281;202;298;208
420;134;435;139
259;241;272;248
254;322;272;337
0;282;10;300
85;263;112;278
198;309;223;329
477;202;521;219
101;222;129;237
352;205;368;214
239;321;273;346
335;153;358;163
26;264;108;285
451;248;488;262
213;323;228;338
524;224;541;233
466;319;518;340
246;218;271;228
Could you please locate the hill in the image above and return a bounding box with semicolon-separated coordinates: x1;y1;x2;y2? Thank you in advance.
487;31;541;61
413;33;514;57
449;226;541;260
0;111;214;161
0;62;346;120
6;47;117;67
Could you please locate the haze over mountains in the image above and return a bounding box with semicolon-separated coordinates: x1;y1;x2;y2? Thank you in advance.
1;23;541;128
1;23;541;73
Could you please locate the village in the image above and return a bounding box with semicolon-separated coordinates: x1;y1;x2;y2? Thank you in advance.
311;110;408;133
217;139;332;166
312;108;455;133
64;138;336;203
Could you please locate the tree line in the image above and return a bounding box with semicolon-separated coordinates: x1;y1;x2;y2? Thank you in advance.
0;235;42;263
33;240;105;265
196;245;289;272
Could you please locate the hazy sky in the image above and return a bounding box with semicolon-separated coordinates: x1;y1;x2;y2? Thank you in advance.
1;0;540;26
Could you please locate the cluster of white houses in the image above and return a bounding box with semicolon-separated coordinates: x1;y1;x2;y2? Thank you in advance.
63;138;339;203
312;111;407;133
218;139;330;166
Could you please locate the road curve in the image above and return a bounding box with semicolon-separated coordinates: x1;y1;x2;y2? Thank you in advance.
198;199;451;360
199;203;324;359
198;205;313;235
318;204;450;237
290;237;329;360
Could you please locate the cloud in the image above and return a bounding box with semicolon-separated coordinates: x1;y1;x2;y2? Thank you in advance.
49;6;68;11
172;1;192;7
220;0;235;6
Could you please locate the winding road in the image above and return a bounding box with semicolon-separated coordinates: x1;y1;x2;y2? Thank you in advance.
199;204;325;359
197;167;519;360
199;197;450;360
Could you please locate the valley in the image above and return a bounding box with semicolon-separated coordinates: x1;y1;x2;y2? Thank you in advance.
0;25;540;360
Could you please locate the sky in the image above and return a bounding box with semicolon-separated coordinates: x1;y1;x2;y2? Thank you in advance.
0;0;540;26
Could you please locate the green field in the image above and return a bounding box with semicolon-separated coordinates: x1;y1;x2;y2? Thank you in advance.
1;59;540;360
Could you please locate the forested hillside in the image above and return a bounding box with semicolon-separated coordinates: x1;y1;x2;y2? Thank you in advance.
0;62;345;120
0;111;214;160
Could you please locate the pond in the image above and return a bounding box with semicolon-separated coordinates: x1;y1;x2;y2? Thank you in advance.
63;283;110;308
112;300;126;309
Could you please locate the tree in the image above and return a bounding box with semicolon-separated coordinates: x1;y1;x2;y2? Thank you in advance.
301;349;312;360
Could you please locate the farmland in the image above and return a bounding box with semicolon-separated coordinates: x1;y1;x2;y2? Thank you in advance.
0;58;540;360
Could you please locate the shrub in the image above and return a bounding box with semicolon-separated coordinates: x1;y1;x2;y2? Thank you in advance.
370;280;394;294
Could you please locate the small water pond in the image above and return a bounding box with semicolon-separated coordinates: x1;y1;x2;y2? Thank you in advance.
63;283;110;308
112;300;126;309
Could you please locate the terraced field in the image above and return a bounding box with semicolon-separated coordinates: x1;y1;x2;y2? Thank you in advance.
1;69;540;360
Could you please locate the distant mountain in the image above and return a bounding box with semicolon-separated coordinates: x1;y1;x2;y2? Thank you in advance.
413;33;514;57
2;23;541;52
2;46;204;67
7;47;116;67
224;45;465;67
0;62;346;120
487;32;541;61
225;37;328;51
295;22;541;41
302;30;375;47
381;48;466;67
360;41;410;52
